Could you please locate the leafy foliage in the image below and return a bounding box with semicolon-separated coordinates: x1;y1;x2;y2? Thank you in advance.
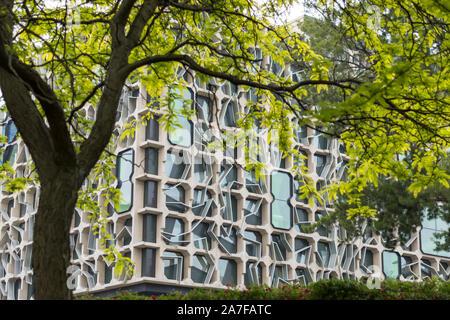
84;278;450;300
1;0;449;299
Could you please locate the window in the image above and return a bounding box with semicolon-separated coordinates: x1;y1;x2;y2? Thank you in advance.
122;218;132;246
314;154;327;176
165;184;186;213
271;264;288;287
221;193;237;222
294;208;309;233
116;149;134;213
191;255;212;284
1;144;17;165
7;199;14;218
294;150;308;168
245;169;264;194
17;223;25;243
220;163;238;189
315;211;331;238
244;262;262;286
314;129;329;149
420;259;433;279
401;256;414;279
168;87;193;147
244;199;262;226
296;126;308;144
19;202;27;217
192;222;211;250
382;251;400;279
271;234;289;261
295;238;309;264
162;251;183;280
219;258;237;286
270;171;293;230
195;95;212;122
144;180;158;208
163;217;186;246
104;262;113;284
317;241;331;268
222;82;238;96
194;158;212;184
192;189;212;217
144;148;158;175
105;222;114;248
141;248;156;277
165;151;186;179
13;279;21;300
146;116;159;141
223;140;238;158
219;226;237;254
86;262;97;287
291;64;304;83
143;214;157;243
361;250;374;275
420;214;450;258
244;230;262;257
295;268;310;285
222;100;237;127
293;179;308;204
5;120;18;143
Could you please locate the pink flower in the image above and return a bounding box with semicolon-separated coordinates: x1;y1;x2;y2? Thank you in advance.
151;295;156;300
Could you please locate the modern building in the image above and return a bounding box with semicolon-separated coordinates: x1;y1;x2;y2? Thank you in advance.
0;60;449;299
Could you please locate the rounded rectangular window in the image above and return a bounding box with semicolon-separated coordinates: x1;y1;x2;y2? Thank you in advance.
420;216;450;258
271;171;293;230
382;251;400;279
168;87;193;147
146;115;159;141
141;248;156;277
116;149;134;213
144;180;158;208
143;214;157;243
144;148;158;175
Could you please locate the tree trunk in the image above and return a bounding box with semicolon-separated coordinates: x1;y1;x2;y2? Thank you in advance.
32;168;79;300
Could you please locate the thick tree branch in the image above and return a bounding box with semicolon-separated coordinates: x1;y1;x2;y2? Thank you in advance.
124;53;359;92
0;67;55;175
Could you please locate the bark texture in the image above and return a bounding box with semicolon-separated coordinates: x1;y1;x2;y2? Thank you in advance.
32;169;79;300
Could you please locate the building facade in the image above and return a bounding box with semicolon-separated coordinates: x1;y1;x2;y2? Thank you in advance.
0;62;449;299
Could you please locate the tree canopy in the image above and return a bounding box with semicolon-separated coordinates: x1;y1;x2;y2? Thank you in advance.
0;0;448;299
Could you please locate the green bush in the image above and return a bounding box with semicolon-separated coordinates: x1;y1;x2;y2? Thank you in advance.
84;278;450;300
